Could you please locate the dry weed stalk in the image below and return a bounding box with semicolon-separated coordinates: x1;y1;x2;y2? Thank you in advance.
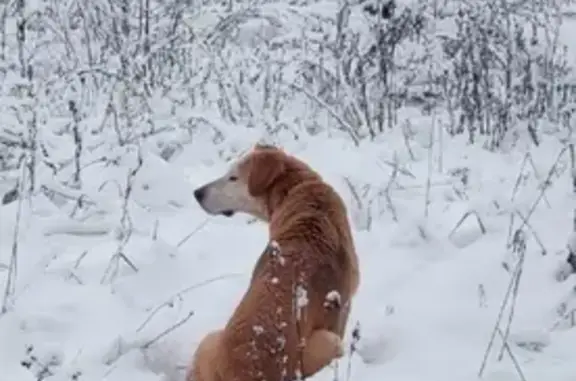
380;155;401;222
400;120;416;161
100;147;143;284
509;152;551;208
1;156;27;314
136;273;242;334
288;82;360;146
140;310;195;350
345;322;361;381
506;147;567;249
343;177;373;230
424;119;434;219
176;219;210;248
478;229;527;381
508;210;547;256
448;210;487;242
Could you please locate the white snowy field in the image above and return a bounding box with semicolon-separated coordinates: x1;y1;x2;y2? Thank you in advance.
1;110;576;381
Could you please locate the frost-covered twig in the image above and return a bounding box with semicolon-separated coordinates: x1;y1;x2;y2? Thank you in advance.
176;219;210;248
379;154;401;222
424;120;434;218
478;229;527;379
343;177;362;212
343;177;372;230
288;82;360;146
510;210;547;255
100;148;143;284
555;231;576;282
510;152;551;208
448;210;487;241
69;100;83;189
478;283;487;308
551;292;576;331
506;147;567;248
136;273;242;333
379;158;416;179
496;328;527;381
399;120;416;161
497;230;527;361
20;344;61;381
1;157;26;314
39;185;97;210
569;143;576;194
140;310;195;349
346;322;360;381
152;219;159;241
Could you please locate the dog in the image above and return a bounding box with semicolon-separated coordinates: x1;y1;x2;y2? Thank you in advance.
188;143;360;381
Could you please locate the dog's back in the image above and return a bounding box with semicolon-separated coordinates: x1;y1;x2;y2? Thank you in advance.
218;177;358;381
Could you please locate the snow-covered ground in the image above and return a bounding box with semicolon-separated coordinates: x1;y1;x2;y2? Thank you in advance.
2;0;576;379
2;113;576;381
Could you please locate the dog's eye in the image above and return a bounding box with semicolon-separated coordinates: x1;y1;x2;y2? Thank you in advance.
229;175;238;181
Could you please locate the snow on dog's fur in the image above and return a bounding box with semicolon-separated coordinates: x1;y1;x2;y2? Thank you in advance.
188;143;360;381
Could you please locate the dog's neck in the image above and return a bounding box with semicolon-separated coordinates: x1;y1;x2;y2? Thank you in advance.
262;168;321;220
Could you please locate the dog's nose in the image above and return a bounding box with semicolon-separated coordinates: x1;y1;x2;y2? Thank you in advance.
194;187;205;203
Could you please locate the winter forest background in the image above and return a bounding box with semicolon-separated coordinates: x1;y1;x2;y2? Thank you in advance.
2;0;576;380
1;0;576;170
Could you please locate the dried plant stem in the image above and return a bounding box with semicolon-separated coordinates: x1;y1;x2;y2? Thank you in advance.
1;157;26;314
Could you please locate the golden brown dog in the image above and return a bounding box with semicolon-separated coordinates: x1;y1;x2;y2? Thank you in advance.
188;143;360;381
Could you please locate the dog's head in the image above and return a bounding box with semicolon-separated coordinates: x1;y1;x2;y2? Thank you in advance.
193;144;290;220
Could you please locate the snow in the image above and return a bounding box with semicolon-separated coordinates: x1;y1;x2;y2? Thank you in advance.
2;126;576;381
2;1;576;381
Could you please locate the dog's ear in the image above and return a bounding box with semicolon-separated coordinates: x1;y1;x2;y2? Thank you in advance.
248;150;285;196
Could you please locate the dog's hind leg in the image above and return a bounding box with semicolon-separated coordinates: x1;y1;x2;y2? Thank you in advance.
300;329;344;378
186;330;224;381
